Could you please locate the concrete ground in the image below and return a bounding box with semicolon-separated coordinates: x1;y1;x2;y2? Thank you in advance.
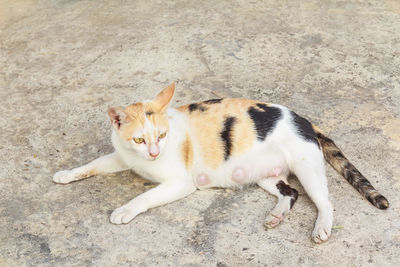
1;0;399;266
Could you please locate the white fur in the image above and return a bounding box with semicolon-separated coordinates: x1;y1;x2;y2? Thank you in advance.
53;105;332;243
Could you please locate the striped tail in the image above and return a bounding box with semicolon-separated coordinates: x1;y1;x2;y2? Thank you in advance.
313;126;389;209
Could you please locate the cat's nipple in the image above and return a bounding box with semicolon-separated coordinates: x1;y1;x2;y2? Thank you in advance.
196;173;210;186
232;167;247;184
272;167;282;177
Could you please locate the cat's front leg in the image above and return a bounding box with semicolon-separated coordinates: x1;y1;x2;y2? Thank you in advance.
110;179;196;224
53;152;128;184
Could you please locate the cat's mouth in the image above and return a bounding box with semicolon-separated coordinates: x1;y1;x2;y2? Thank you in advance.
147;154;159;161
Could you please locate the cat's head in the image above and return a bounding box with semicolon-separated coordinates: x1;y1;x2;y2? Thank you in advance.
107;83;175;160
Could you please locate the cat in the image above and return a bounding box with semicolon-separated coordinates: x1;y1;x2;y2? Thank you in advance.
53;83;389;243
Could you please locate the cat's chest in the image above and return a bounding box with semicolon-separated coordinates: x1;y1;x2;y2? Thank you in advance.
131;163;166;183
127;155;185;183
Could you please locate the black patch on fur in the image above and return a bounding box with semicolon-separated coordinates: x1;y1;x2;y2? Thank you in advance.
276;181;293;196
276;181;298;209
145;111;154;116
332;151;345;159
256;103;269;110
343;162;362;186
291;111;320;148
344;163;389;209
370;195;389;210
316;130;389;209
220;116;236;160
203;98;223;104
188;103;207;112
247;104;282;140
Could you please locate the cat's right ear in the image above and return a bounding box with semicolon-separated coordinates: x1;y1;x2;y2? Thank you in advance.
153;82;175;113
108;107;128;130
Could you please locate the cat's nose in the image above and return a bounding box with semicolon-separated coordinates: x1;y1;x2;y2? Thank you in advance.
149;143;160;158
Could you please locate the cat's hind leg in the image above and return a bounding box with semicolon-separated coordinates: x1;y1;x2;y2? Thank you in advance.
257;177;298;229
53;152;128;184
291;148;333;244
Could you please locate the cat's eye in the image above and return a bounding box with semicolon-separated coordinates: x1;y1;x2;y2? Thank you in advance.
133;137;145;144
159;132;167;139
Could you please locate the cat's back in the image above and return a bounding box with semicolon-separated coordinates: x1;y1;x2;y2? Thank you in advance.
176;98;286;170
177;98;285;120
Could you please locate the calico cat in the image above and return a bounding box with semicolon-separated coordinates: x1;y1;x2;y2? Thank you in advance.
53;83;389;243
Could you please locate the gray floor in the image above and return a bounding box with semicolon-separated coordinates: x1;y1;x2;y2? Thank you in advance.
1;0;399;266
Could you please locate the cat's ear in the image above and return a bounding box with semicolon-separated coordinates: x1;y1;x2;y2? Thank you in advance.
153;82;175;113
108;107;128;130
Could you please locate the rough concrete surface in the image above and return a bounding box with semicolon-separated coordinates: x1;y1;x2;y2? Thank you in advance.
1;0;399;266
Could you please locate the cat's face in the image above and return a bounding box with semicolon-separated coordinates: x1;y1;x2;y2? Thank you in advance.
108;83;175;160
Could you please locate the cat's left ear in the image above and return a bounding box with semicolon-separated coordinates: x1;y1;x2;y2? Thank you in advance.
108;107;128;130
153;82;175;113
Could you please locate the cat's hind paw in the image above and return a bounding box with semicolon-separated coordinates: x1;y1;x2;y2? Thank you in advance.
53;170;76;184
311;218;332;244
264;213;283;229
110;206;136;224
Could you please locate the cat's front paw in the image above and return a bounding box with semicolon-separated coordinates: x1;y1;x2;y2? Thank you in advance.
53;170;76;184
110;205;137;224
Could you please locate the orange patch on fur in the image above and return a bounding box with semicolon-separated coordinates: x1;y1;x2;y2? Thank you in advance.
231;114;255;156
181;133;194;170
178;99;259;169
119;102;169;141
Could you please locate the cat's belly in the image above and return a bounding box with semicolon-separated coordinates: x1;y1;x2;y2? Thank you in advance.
193;148;289;189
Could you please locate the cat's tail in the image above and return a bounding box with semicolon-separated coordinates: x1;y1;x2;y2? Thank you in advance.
312;125;389;209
